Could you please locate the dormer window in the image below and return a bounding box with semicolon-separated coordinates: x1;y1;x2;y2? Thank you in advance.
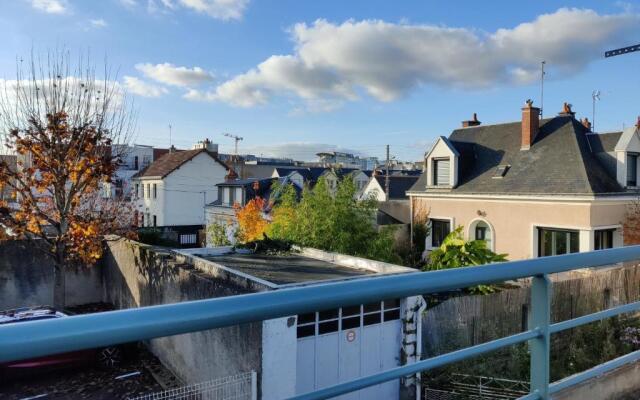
433;158;450;186
627;153;638;187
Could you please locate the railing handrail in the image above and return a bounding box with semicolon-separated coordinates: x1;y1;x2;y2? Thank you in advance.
2;245;640;400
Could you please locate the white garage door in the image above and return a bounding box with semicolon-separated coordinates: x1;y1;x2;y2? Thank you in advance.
296;299;402;399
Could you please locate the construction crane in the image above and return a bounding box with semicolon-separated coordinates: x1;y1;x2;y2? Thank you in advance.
605;44;640;58
222;133;243;157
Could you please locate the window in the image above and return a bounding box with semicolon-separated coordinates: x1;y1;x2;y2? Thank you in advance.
433;158;450;186
472;220;492;249
140;213;144;227
135;184;139;198
628;154;638;187
234;188;243;206
134;156;139;170
142;155;151;168
146;184;150;199
223;187;230;205
538;228;579;257
153;184;157;199
431;219;451;247
296;300;400;339
595;229;614;250
153;215;157;227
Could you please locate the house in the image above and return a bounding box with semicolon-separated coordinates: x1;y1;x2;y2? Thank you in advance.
170;245;424;399
408;101;640;260
104;144;155;199
132;139;230;246
362;174;419;225
316;151;379;170
205;176;301;237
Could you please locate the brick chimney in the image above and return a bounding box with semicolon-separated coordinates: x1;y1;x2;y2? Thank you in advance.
581;117;592;132
521;99;540;150
462;113;481;128
636;116;640;130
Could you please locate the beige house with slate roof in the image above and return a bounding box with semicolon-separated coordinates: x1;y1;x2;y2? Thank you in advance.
408;101;640;260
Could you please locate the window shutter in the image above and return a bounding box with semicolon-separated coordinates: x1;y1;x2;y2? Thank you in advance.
434;159;450;186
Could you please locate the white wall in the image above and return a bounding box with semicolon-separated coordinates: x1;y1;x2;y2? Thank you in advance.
425;137;458;187
261;317;297;400
361;178;386;201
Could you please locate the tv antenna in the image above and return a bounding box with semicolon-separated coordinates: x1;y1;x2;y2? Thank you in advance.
592;91;601;133
222;132;243;157
540;61;546;118
168;124;172;147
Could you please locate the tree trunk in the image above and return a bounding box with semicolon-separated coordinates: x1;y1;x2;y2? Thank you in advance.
53;263;66;310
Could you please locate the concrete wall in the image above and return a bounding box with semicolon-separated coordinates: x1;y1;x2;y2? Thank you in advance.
413;196;628;260
102;238;262;385
554;359;640;400
0;240;102;310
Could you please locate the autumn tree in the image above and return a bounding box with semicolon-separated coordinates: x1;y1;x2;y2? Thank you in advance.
235;197;269;243
0;52;135;309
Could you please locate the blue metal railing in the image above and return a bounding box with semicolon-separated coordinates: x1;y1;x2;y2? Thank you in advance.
2;246;640;399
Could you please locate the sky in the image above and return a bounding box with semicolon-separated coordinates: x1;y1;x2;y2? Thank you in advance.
1;0;640;162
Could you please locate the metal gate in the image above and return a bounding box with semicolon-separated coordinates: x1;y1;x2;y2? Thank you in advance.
296;299;402;399
129;371;257;400
424;374;529;400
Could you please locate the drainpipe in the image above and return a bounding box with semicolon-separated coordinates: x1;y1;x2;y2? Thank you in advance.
415;298;427;400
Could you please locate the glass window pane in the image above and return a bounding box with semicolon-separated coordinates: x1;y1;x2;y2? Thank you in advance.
364;313;381;326
319;309;338;321
297;324;315;338
319;320;339;334
298;312;316;324
342;316;360;330
569;231;579;253
342;305;361;316
384;310;400;321
363;302;381;313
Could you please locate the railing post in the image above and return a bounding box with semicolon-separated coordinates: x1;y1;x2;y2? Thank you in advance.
530;274;551;399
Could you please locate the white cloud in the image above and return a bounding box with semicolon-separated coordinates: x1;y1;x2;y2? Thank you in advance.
29;0;68;14
136;63;214;87
206;8;640;109
141;0;248;20
178;0;248;21
89;19;108;28
123;76;169;97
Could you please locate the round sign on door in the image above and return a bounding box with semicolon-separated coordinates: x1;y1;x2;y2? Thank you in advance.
346;330;356;342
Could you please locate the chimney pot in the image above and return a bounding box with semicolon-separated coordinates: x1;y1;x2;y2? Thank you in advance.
521;99;540;150
581;117;592;132
636;116;640;130
462;112;481;127
558;102;575;117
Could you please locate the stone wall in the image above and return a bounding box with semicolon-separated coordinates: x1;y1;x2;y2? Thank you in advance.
0;240;102;310
102;237;262;385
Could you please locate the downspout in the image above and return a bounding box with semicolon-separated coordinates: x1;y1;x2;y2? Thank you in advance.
415;298;427;400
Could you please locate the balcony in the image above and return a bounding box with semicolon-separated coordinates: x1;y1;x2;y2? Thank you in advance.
2;245;640;399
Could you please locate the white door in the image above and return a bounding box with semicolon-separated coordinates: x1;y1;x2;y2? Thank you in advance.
296;300;402;399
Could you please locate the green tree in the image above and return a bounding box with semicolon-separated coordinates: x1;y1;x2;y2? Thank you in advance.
424;226;508;293
267;176;399;263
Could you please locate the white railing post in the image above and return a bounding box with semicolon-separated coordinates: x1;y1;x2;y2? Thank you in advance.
529;274;551;399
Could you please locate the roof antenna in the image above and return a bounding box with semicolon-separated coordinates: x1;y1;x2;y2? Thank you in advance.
592;90;601;133
540;61;546;118
169;124;172;147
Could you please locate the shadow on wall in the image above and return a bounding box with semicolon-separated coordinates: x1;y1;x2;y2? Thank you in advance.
0;240;102;310
101;237;263;386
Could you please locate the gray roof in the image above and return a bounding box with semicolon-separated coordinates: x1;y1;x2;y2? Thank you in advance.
373;175;419;199
410;116;626;195
199;253;374;285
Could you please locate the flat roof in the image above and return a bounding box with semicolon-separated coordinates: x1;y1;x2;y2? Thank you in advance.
200;253;375;285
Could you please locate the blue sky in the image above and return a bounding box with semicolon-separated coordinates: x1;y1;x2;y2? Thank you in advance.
1;1;639;161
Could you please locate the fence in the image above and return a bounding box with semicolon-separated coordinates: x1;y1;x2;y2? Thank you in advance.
424;374;529;399
129;371;257;400
4;246;640;399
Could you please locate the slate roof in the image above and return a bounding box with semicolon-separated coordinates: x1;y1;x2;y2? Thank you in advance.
134;149;228;179
409;115;626;195
373;175;419;199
